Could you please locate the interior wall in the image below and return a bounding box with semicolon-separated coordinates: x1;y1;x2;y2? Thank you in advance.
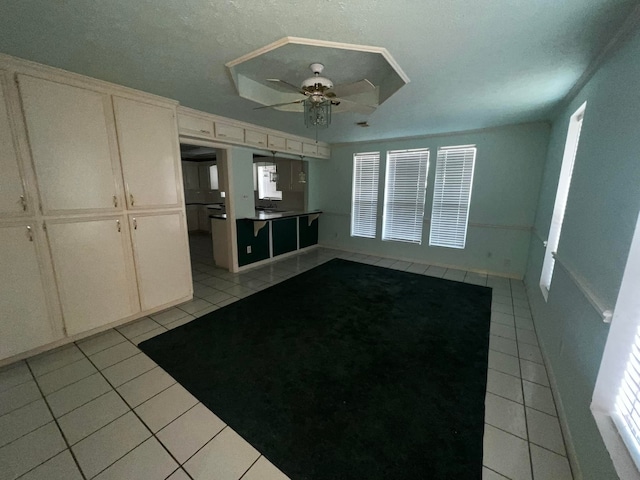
308;122;550;278
524;27;640;480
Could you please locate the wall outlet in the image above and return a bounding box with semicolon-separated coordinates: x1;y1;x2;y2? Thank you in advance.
247;246;252;254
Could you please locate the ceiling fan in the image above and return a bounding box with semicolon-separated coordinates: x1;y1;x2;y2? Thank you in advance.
254;63;377;128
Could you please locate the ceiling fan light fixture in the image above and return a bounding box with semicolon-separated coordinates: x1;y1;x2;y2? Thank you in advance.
304;99;331;129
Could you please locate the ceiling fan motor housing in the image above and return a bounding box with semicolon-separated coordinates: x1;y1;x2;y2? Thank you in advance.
301;62;333;90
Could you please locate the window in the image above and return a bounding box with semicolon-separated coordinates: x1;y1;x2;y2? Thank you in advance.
257;164;282;200
382;149;430;244
209;164;219;190
351;152;380;238
592;208;640;478
540;102;586;299
429;145;477;249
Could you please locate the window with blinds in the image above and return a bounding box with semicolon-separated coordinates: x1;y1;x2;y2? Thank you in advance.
381;149;429;244
429;145;477;249
351;152;380;238
614;325;640;471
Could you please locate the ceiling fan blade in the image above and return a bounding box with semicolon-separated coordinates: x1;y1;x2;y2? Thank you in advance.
330;79;376;98
254;99;305;110
332;98;376;115
266;79;307;95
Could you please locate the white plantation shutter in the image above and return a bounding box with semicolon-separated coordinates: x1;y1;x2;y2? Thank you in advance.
351;152;380;238
429;145;477;249
382;149;429;244
614;325;640;469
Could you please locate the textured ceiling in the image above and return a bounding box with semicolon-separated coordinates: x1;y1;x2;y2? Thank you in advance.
0;0;636;143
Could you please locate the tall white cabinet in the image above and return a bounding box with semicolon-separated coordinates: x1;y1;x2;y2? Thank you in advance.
0;73;29;216
0;58;192;363
0;223;60;358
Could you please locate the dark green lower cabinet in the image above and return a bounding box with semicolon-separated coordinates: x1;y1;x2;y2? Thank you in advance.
272;218;298;257
236;220;270;266
299;215;319;248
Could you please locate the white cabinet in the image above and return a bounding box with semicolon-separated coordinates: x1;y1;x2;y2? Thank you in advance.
46;217;140;336
285;139;303;154
318;145;330;158
177;113;214;138
245;129;267;148
0;73;28;216
0;223;61;359
113;96;182;209
18;75;122;214
129;212;192;311
303;143;318;156
215;122;244;142
268;134;286;150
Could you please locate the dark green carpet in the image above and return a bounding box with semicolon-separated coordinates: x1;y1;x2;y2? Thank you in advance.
140;258;492;479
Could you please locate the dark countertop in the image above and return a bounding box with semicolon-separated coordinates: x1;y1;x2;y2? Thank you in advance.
186;203;225;208
209;210;322;221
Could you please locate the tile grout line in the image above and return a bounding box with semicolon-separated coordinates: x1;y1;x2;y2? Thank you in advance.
21;362;89;480
76;344;196;480
510;283;536;480
522;283;575;480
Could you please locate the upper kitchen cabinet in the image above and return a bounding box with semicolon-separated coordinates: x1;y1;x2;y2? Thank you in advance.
113;96;182;209
0;71;29;216
18;74;123;215
177;112;214;139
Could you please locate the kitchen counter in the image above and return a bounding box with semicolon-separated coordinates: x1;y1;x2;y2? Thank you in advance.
245;209;322;221
209;210;322;221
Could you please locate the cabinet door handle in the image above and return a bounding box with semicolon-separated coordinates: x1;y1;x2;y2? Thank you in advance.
133;218;137;230
113;195;118;208
26;225;33;242
116;220;121;232
20;195;27;211
200;129;210;134
129;194;135;206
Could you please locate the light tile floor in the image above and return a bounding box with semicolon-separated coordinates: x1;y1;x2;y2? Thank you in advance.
0;236;573;480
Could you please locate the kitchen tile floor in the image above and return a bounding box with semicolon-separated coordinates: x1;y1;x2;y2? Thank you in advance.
0;236;573;480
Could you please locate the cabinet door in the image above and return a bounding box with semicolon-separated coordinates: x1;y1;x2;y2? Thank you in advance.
245;129;267;148
18;75;121;214
129;212;192;311
0;223;61;360
177;113;214;138
47;217;139;335
285;139;303;154
0;73;28;216
303;143;318;156
214;122;244;142
113;97;181;208
267;135;286;151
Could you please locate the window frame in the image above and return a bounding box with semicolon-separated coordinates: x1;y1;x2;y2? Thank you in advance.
381;148;430;245
429;144;477;249
350;152;381;239
539;102;586;300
